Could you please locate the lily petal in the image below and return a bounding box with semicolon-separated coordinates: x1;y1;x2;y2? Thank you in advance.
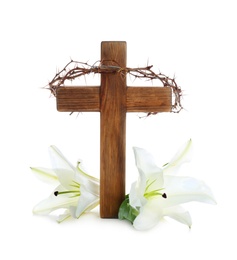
163;139;193;175
57;210;71;223
129;180;147;209
77;160;100;183
163;205;192;228
133;147;163;184
133;199;163;231
76;163;100;196
75;186;99;218
30;167;58;183
49;146;76;190
33;185;78;215
164;175;217;207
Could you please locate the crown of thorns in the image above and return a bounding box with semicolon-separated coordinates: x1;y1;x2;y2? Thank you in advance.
47;60;183;115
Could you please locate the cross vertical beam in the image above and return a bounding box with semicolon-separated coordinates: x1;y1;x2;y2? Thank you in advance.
100;42;126;218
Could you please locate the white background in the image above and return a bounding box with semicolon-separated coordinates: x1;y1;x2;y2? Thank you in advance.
1;0;236;259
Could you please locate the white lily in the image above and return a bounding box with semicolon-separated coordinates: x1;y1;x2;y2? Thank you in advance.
121;140;216;230
31;146;100;222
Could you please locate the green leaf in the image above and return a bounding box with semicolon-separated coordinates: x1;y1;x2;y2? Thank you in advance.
118;194;139;224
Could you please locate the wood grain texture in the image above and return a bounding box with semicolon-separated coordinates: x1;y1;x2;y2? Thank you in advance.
57;87;100;112
57;86;171;113
100;41;126;218
126;87;171;112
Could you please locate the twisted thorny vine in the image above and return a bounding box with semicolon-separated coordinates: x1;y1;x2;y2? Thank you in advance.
47;60;183;116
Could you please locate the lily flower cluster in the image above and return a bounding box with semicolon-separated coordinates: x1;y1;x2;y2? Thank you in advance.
31;140;216;230
31;145;99;222
118;139;216;230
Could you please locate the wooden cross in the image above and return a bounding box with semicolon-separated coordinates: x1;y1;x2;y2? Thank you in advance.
56;41;171;218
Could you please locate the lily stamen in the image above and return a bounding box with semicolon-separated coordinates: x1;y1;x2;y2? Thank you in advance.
54;190;81;197
144;179;167;199
54;180;81;197
162;193;167;199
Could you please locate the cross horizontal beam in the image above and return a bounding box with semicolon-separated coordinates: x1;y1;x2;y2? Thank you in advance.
56;86;171;112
